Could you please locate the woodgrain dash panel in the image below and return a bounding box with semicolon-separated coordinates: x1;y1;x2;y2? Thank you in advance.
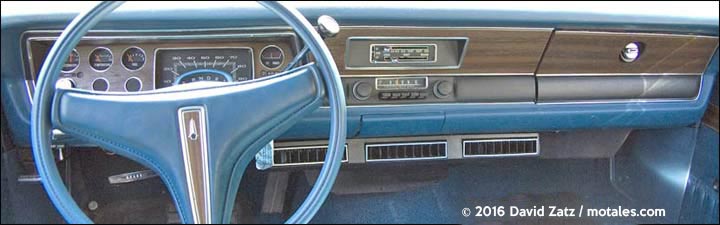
325;27;553;75
537;31;719;74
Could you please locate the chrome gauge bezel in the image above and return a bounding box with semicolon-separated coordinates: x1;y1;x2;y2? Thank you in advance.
88;47;114;72
61;49;80;73
123;76;143;92
121;46;147;71
259;44;285;70
91;77;110;92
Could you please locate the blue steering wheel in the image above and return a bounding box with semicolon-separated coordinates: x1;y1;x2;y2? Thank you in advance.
30;1;347;224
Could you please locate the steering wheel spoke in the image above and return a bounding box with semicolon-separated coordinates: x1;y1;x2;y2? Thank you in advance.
51;64;324;223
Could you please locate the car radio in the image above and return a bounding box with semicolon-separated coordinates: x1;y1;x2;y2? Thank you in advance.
370;44;437;64
343;76;456;105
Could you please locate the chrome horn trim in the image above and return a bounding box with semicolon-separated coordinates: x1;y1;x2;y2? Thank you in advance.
177;106;211;224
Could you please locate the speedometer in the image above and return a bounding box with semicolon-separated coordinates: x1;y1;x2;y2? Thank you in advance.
155;48;254;89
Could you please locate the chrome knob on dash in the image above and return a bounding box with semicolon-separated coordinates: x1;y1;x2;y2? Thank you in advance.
317;15;340;38
620;42;642;63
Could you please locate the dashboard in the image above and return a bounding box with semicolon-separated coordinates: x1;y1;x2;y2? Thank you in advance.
2;5;718;147
23;28;718;106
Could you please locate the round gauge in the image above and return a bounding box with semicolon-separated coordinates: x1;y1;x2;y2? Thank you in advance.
89;47;113;71
62;49;80;72
124;77;142;92
260;45;284;70
121;47;146;71
92;77;109;91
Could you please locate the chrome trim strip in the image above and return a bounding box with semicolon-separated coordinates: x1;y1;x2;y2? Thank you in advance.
342;73;535;77
537;98;699;105
536;73;703;77
177;106;211;224
25;80;34;104
365;141;448;162
20;27;294;35
553;30;719;38
152;47;255;90
272;144;349;167
107;170;158;184
19;26;554;36
345;36;469;70
24;33;298;42
341;26;555;32
321;101;536;109
462;136;540;158
17;175;42;183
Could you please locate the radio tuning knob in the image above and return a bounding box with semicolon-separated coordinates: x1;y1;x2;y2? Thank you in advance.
352;81;372;100
433;80;453;98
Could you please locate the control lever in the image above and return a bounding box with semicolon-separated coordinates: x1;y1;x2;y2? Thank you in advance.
284;15;340;71
108;170;158;184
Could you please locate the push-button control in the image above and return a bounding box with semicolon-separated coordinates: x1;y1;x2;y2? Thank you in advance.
379;91;428;100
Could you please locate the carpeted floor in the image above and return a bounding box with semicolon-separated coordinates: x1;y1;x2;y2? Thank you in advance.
85;157;656;224
247;158;647;224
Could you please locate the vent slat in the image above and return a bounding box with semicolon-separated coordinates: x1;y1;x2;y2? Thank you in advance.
366;142;447;161
273;146;348;166
463;138;538;157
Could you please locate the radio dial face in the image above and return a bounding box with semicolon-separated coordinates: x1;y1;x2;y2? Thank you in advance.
375;77;428;90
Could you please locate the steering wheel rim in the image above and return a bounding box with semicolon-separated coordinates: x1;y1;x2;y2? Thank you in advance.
30;1;346;224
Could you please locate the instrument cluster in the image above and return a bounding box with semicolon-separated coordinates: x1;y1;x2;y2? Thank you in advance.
25;32;295;94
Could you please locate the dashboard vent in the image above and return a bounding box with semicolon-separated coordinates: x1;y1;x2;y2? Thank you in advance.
273;145;348;166
366;141;447;162
463;137;539;157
